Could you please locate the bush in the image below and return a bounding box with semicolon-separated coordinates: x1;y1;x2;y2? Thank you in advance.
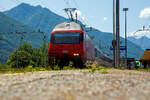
53;65;60;70
27;65;33;69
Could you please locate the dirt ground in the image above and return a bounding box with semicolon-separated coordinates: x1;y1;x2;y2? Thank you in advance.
0;69;150;100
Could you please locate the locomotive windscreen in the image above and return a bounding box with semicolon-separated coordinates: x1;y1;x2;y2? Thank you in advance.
51;32;83;44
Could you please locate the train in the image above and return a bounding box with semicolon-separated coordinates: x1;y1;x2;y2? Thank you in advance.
48;21;112;67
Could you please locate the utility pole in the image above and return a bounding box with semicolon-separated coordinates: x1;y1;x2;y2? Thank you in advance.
44;34;47;67
123;8;129;68
38;29;47;67
16;31;26;68
116;0;120;68
1;26;46;68
112;0;116;68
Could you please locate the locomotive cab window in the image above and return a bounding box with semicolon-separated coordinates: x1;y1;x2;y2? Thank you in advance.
51;32;83;44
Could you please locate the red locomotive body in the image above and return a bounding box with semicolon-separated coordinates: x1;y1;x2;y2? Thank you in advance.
48;22;95;66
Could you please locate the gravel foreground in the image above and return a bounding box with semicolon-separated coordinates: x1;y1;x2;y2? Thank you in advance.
0;69;150;100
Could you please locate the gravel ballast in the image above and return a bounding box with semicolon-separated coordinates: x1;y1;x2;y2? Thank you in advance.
0;69;150;100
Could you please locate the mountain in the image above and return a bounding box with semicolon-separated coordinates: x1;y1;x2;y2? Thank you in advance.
128;29;150;39
128;36;150;50
2;3;144;60
88;28;144;59
0;12;43;63
4;3;67;34
128;30;150;49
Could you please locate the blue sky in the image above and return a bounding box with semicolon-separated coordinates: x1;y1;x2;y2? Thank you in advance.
0;0;150;37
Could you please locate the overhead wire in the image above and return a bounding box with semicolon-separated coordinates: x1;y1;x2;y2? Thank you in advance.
72;0;79;9
69;0;113;59
63;0;71;8
62;0;92;27
72;0;92;27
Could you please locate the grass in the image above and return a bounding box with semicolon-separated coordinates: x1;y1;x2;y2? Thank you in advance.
88;65;110;74
99;69;108;74
128;72;132;75
116;65;150;72
0;64;52;74
135;68;150;72
0;64;110;74
0;62;81;74
1;60;150;74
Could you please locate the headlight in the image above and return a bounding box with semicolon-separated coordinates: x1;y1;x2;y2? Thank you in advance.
73;53;79;56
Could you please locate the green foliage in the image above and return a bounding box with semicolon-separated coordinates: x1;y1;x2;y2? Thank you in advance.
63;66;74;70
88;65;110;73
38;43;49;67
118;67;127;70
99;69;108;74
88;69;93;73
53;65;60;70
7;43;49;68
27;65;33;69
0;66;51;74
7;44;33;68
63;66;70;70
24;65;47;72
0;62;3;68
31;48;41;67
88;65;98;73
97;66;109;70
85;61;93;69
18;43;33;54
128;72;132;75
0;62;8;69
136;68;150;72
52;61;75;70
0;3;145;65
0;12;42;64
91;66;97;72
69;61;74;68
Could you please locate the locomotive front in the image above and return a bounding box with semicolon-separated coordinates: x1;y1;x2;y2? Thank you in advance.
48;22;84;66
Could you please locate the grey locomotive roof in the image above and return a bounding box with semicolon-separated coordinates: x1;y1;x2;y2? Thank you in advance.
53;22;82;31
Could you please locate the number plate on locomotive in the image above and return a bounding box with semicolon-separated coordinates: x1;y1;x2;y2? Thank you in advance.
63;50;68;53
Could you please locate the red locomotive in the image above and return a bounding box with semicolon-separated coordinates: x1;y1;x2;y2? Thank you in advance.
48;22;95;67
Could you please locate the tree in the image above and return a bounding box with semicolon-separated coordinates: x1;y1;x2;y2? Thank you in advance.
7;43;49;68
32;48;41;67
18;43;33;54
39;42;49;67
7;43;33;68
